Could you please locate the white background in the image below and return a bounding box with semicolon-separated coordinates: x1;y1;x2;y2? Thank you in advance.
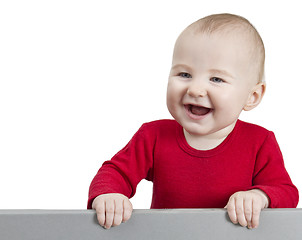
0;0;301;209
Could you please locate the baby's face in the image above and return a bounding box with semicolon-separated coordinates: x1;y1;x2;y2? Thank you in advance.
167;30;259;138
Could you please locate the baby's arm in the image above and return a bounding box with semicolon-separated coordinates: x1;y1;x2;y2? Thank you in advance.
92;193;133;229
226;189;269;229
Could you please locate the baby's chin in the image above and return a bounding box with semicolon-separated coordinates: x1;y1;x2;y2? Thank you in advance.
182;123;212;137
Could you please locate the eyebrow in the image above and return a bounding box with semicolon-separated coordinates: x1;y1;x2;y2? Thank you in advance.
171;64;192;71
209;69;235;79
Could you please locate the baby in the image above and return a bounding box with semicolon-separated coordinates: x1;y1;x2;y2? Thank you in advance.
88;13;299;230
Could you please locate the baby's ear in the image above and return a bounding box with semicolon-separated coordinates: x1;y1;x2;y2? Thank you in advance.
243;82;266;111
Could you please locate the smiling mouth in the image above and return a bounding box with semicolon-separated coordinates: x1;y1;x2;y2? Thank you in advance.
184;104;212;116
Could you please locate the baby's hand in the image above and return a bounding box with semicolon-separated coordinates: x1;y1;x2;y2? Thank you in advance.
225;189;269;229
92;193;133;229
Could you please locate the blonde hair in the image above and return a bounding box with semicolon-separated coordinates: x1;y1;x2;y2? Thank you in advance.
187;13;265;83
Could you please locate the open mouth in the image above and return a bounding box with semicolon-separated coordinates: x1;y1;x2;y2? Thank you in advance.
184;104;212;116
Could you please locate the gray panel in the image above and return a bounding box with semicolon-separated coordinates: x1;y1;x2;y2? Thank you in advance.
0;209;301;240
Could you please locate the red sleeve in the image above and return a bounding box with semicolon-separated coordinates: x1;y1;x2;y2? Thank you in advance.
249;132;299;208
87;123;155;209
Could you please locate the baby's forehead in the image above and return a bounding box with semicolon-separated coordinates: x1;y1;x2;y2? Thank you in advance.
177;27;256;59
186;15;263;50
187;22;254;44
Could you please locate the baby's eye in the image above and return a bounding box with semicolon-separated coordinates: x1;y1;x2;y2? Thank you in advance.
179;72;192;78
210;77;224;83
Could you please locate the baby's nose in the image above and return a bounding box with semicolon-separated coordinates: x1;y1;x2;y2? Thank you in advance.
187;82;207;98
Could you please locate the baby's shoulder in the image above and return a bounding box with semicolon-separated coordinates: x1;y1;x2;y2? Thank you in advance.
237;120;272;141
141;119;178;130
138;119;179;138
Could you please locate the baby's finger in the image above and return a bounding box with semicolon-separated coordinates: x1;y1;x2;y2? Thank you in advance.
112;199;123;227
104;200;115;229
226;197;238;224
244;198;253;229
235;197;247;227
95;200;106;227
123;198;133;222
251;201;262;229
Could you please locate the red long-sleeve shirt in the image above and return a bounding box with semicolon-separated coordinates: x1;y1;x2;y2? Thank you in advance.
88;119;299;209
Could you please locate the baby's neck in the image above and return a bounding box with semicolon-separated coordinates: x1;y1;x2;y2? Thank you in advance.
183;122;236;150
